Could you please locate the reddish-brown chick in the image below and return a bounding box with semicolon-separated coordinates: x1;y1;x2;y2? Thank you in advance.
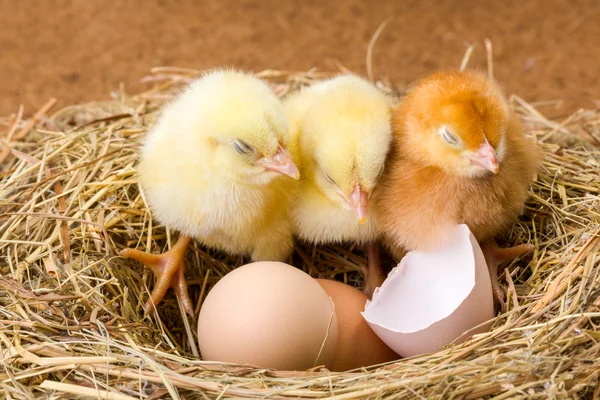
374;70;541;309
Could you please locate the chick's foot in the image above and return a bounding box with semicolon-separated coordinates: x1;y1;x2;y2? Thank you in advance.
480;238;534;311
120;236;193;316
361;241;386;299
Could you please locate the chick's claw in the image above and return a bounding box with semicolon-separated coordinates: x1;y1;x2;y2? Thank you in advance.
480;239;534;311
119;235;194;316
484;256;507;313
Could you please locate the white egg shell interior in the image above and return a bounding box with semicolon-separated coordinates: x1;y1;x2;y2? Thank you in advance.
362;224;494;357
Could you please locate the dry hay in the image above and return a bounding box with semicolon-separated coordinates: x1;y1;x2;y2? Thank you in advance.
0;66;599;400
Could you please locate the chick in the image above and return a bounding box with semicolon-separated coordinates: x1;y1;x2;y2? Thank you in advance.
120;69;300;316
284;74;393;296
375;69;540;308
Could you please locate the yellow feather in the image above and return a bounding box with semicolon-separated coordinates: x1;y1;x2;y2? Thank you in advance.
284;74;393;245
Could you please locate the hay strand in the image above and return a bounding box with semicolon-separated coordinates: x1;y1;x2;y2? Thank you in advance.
366;18;392;82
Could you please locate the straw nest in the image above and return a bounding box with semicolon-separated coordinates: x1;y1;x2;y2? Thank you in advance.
0;66;599;400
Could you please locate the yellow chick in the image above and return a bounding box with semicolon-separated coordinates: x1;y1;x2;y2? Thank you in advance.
120;69;300;316
284;74;393;296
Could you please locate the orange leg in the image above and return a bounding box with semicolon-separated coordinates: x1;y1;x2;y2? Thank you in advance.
361;241;386;298
480;238;534;311
119;235;194;316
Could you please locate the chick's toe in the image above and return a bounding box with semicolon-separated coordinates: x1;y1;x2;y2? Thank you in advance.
120;235;193;316
480;239;534;311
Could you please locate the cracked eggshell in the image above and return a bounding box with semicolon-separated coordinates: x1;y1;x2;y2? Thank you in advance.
198;261;339;370
362;224;494;357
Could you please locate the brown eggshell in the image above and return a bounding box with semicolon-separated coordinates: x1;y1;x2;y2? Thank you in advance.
317;279;399;371
198;261;339;371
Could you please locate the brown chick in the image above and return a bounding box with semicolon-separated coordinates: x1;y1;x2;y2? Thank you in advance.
375;69;541;309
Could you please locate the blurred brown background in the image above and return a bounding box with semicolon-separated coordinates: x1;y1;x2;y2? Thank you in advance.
0;0;598;117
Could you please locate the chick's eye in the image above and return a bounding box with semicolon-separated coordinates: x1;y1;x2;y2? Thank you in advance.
233;140;253;155
324;172;336;185
442;128;459;146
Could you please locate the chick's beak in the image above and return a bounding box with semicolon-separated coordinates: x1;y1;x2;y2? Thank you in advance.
260;145;300;180
349;184;369;223
467;140;499;174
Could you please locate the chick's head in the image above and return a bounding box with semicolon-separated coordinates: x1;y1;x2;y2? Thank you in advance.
182;70;299;185
400;70;509;178
214;110;299;186
302;75;392;222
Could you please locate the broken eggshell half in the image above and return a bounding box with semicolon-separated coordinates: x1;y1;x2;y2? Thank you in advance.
362;224;494;358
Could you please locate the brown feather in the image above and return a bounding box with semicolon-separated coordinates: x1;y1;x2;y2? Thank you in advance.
375;70;541;256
